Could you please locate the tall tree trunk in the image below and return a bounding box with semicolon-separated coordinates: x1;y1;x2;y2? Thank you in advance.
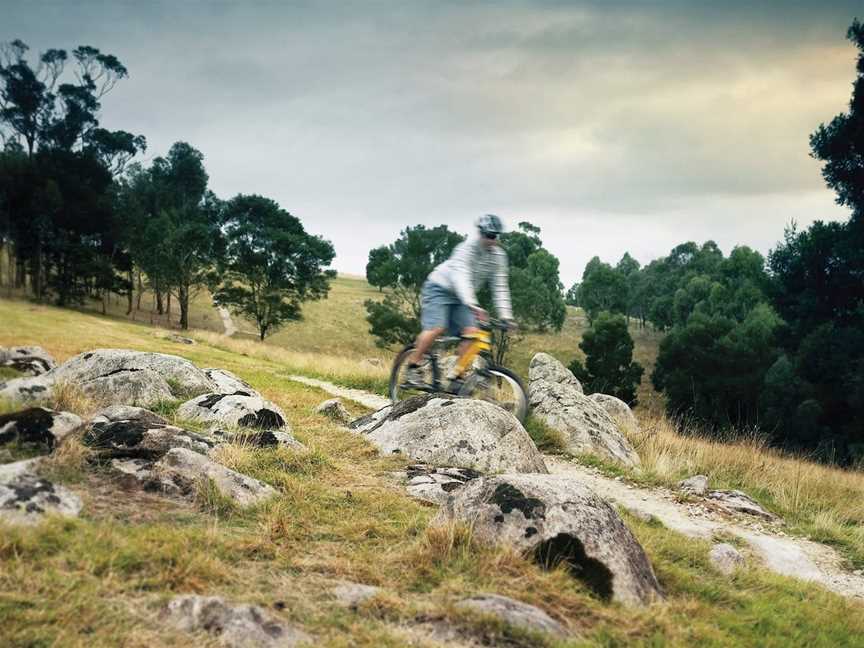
15;258;25;288
136;270;143;310
32;243;43;302
179;283;189;330
167;292;172;318
156;289;164;315
126;270;133;315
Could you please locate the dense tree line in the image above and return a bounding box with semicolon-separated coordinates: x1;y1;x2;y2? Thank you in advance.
0;39;334;339
568;20;864;463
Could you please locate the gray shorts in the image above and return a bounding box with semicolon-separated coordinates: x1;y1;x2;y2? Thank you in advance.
420;281;475;337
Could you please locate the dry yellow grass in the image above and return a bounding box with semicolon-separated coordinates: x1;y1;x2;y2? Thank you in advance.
624;413;864;567
3;297;864;646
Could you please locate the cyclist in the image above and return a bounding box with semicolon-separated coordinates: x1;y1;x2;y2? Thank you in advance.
405;214;516;388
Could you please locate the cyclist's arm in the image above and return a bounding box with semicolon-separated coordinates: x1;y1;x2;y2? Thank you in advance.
492;248;514;320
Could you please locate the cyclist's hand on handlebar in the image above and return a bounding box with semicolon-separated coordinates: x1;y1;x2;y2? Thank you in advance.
503;318;519;331
471;306;489;322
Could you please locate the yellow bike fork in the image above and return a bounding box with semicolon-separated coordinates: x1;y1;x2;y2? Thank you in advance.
449;329;492;379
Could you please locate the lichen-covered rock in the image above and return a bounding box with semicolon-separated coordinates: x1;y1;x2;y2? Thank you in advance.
178;393;288;430
350;395;547;474
528;354;639;467
528;353;583;393
162;594;312;647
0;408;82;451
315;399;350;425
0;459;82;525
203;368;259;397
455;594;567;638
84;417;217;461
402;464;482;505
588;393;640;431
91;405;169;428
156;448;277;506
0;374;54;405
709;543;745;575
52;349;216;399
434;474;663;606
1;346;56;375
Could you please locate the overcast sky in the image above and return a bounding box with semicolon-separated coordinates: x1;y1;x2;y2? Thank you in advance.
4;1;860;285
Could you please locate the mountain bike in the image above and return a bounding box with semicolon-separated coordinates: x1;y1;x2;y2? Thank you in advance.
389;318;529;423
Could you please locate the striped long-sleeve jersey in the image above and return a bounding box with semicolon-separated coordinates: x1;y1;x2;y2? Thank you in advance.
426;236;514;320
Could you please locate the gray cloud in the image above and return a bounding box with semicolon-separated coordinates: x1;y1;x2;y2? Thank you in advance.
2;0;859;284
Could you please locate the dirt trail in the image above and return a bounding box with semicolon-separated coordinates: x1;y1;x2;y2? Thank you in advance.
217;306;237;337
291;378;864;601
545;456;864;600
287;374;391;410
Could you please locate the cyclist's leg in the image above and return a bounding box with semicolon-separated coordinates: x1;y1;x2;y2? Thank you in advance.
409;282;448;365
454;303;478;361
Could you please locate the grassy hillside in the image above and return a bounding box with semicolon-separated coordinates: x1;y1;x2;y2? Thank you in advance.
1;299;864;646
20;274;664;409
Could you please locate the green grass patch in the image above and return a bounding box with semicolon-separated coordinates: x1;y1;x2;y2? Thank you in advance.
524;415;567;454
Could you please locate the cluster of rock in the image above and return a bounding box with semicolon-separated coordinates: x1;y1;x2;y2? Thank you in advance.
0;350;312;527
527;353;641;467
345;366;664;609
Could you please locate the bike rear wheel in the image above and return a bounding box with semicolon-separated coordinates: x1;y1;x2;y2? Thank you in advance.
389;344;440;403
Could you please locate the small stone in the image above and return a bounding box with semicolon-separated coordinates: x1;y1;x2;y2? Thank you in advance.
455;594;567;637
331;582;382;609
678;475;709;496
709;543;744;575
706;490;778;521
162;595;311;647
315;399;351;426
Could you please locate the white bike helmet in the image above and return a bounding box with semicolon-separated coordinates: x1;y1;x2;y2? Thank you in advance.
476;214;504;237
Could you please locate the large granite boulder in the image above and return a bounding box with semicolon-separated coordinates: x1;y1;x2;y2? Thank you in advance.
528;354;640;467
0;408;82;452
434;474;663;606
0;346;56;375
588;393;640;431
50;349;216;405
0;459;82;525
529;353;583;393
349;394;547;474
54;349;215;394
177;393;288;430
162;595;312;647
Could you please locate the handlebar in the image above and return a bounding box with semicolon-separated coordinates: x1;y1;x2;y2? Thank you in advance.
479;317;515;331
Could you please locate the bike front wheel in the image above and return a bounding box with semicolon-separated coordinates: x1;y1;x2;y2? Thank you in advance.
458;364;529;424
